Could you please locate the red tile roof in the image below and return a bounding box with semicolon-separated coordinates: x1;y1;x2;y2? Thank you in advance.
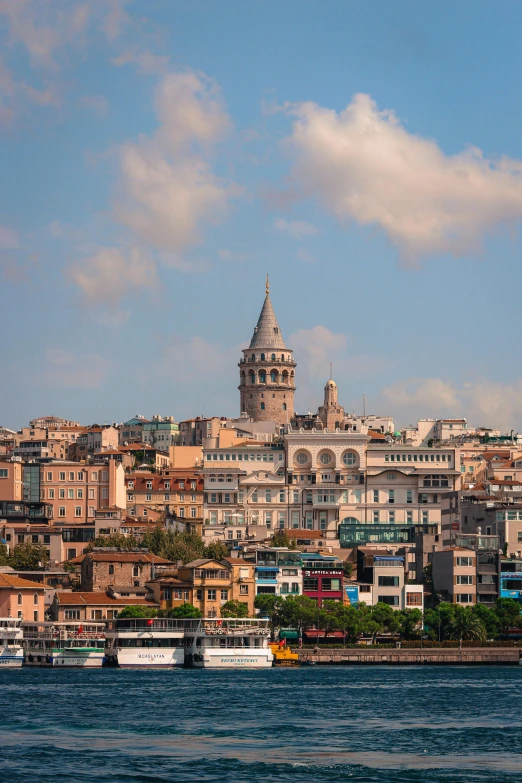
0;573;46;589
55;591;157;606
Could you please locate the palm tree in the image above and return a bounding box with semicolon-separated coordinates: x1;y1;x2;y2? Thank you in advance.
448;608;486;644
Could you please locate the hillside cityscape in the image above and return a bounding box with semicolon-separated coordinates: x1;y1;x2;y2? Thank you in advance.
1;281;521;646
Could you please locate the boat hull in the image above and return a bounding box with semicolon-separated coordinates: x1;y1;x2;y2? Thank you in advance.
0;649;24;668
115;648;185;668
51;650;105;667
190;651;274;669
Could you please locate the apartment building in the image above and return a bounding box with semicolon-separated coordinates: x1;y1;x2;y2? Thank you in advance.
201;443;286;543
126;471;203;526
142;416;180;451
356;549;424;610
118;416;149;446
0;572;46;621
71;425;119;459
39;459;126;523
253;547;303;597
432;547;477;605
459;499;522;557
147;558;255;617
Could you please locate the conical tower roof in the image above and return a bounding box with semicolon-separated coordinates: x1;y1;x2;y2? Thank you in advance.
249;276;287;350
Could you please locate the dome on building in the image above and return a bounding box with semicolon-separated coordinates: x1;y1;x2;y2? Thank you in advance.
325;379;337;388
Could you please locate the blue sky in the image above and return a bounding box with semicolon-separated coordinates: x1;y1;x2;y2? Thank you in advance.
1;0;522;431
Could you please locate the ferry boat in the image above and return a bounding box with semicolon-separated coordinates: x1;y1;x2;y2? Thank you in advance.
184;618;273;668
0;617;24;667
105;617;186;667
23;621;106;666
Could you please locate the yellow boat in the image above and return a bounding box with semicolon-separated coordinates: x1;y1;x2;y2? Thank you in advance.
268;642;300;666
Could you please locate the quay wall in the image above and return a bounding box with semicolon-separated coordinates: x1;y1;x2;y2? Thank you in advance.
298;647;521;665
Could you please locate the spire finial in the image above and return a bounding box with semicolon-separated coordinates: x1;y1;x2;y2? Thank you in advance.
330;361;333;380
266;274;270;295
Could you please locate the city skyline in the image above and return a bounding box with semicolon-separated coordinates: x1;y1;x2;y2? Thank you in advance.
1;1;522;430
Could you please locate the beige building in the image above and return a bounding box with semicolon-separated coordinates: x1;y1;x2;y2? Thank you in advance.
0;572;45;621
126;471;204;526
0;459;23;501
432;547;477;605
40;459;126;523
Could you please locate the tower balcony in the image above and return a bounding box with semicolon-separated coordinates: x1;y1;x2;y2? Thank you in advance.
239;357;297;367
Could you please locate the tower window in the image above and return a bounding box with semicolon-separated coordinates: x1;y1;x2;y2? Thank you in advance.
271;354;276;360
274;328;278;334
251;354;255;361
282;403;287;411
260;353;265;361
261;403;265;410
281;354;284;361
259;370;266;383
272;394;275;398
270;371;278;382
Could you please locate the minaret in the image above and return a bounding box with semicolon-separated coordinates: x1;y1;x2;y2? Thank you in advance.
239;276;296;425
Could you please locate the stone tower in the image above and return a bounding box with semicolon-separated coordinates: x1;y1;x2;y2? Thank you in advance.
239;277;296;425
318;378;345;430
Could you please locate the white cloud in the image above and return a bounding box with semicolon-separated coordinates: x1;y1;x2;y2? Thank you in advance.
290;325;347;379
382;377;522;430
44;347;108;388
273;217;318;239
114;70;234;258
0;223;19;249
285;92;522;261
296;247;316;264
0;0;90;69
79;94;109;115
67;246;158;306
111;49;169;76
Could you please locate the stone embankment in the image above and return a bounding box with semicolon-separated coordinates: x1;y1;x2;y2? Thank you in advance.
298;647;521;665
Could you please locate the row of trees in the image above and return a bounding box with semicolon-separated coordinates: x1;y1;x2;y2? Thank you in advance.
254;594;522;643
0;542;50;570
87;528;229;565
118;599;249;620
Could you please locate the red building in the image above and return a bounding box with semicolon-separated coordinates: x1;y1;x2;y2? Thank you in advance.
301;557;344;607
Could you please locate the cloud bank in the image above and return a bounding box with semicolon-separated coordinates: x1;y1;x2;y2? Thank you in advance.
285;92;522;261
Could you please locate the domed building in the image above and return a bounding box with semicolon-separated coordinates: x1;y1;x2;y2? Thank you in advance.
317;377;346;430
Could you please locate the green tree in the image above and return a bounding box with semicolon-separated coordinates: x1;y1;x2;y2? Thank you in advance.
329;603;359;644
141;526;205;564
9;542;49;570
472;603;499;640
166;603;202;618
367;602;402;643
356;603;380;643
86;533;140;551
270;530;296;549
343;561;354;578
254;594;284;636
118;605;158;618
448;607;486;642
203;541;228;561
0;544;9;566
220;599;250;618
494;598;522;636
398;608;423;640
279;595;317;634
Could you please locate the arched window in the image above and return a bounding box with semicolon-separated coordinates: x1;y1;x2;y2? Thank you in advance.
342;451;357;466
251;354;255;361
259;370;266;383
261;402;265;410
282;371;288;384
282;403;287;411
249;370;256;384
33;593;38;605
281;354;285;361
240;371;246;385
271;353;276;360
295;451;310;465
270;370;278;383
319;452;332;465
17;593;22;605
342;516;359;524
260;353;265;361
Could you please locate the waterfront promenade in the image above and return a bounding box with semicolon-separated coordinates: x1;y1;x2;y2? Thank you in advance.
299;646;521;665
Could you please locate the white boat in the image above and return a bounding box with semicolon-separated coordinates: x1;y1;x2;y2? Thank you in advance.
105;617;186;667
184;618;274;668
23;621;106;667
0;617;24;667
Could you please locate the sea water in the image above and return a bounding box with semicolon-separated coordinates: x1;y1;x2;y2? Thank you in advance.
1;666;521;782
